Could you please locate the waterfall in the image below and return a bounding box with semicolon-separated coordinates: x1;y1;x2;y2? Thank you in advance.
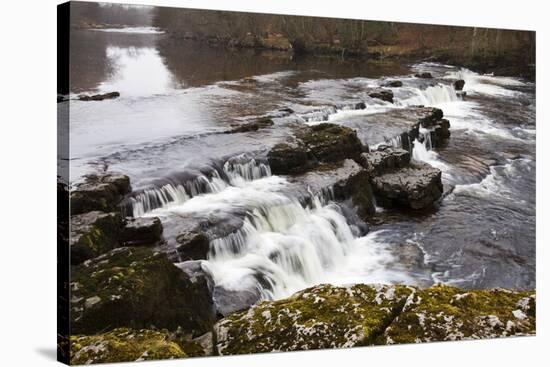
400;84;458;106
125;157;272;217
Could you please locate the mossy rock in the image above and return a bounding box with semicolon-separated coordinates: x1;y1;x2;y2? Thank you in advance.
214;284;535;355
70;328;186;364
70;211;123;265
70;247;215;336
71;173;131;215
214;283;414;355
299;123;365;163
380;284;536;344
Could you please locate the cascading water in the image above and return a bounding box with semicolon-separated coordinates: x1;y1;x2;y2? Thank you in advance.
126;157;272;217
400;84;458;107
203;190;409;301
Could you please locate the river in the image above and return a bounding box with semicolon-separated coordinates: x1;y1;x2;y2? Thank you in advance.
65;27;536;310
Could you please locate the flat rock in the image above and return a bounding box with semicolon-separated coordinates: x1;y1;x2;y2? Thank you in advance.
369;89;394;103
360;146;410;175
120;217;163;247
371;162;443;209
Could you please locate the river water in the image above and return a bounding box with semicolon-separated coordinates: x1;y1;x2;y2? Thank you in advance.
65;28;536;307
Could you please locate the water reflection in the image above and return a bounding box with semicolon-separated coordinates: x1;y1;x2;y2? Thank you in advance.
97;46;175;96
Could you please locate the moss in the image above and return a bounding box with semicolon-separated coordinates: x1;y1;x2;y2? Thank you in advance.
70;328;187;364
70;247;215;336
214;284;535;355
215;283;413;355
382;284;536;344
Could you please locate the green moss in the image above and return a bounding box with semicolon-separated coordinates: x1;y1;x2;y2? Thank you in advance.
215;283;413;355
70;328;187;364
214;284;535;355
382;284;536;344
70;247;215;336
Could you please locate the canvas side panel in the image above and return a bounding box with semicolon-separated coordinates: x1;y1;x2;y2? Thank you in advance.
57;2;70;365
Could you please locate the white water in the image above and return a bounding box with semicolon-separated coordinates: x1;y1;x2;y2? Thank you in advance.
90;26;164;34
137;157;408;301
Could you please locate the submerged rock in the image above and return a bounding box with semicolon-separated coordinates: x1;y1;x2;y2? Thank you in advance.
70;211;122;265
453;79;466;91
214;283;535;355
225;117;274;133
360;146;410;176
371;162;443;209
369;89;394;103
71;173;131;215
120;217;163;247
70;328;187;364
78;91;120;101
70;247;215;336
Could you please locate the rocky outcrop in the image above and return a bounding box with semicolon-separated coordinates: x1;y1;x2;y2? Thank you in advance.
453;79;465;91
369;89;394;103
214;283;535;355
78;91;120;101
70;247;215;336
176;231;210;261
332;166;376;219
267;140;311;175
371;162;443;209
71;173;131;215
120;217;163;247
360;146;410;176
70;328;187;364
299;123;365;163
70;211;122;265
268;123;364;175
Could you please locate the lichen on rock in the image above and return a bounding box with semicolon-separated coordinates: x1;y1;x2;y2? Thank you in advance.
214;283;535;355
70;247;215;336
70;328;187;364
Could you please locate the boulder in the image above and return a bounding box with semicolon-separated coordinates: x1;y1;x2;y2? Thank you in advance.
267;140;311;175
70;247;215;336
369;89;394;103
213;286;262;317
453;79;466;91
360;146;410;176
120;217;163;247
214;283;535;355
382;80;403;88
432;118;451;147
71;173;131;215
332;168;376;219
176;231;210;261
299;123;365;163
371;162;443;209
78;91;120;101
70;328;187;364
415;72;433;79
417;107;444;128
70;211;123;265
